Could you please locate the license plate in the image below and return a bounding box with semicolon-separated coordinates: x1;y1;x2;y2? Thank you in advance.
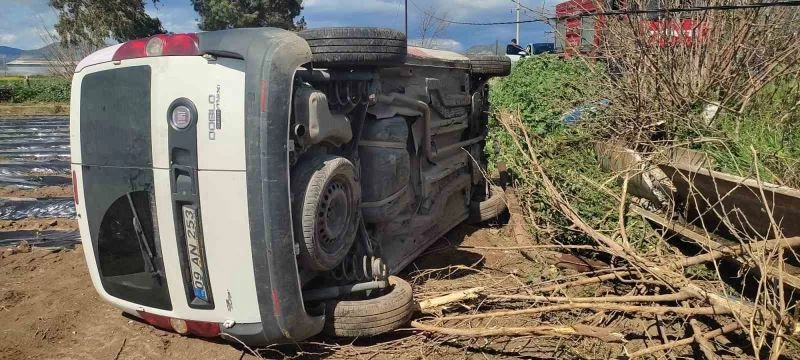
182;205;209;302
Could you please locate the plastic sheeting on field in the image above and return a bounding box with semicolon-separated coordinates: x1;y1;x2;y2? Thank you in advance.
0;175;72;188
0;163;70;177
0;198;76;220
0;230;80;248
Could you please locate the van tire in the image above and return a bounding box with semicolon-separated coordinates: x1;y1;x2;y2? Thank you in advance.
470;186;507;223
299;27;407;68
467;55;512;77
292;155;361;271
323;276;414;337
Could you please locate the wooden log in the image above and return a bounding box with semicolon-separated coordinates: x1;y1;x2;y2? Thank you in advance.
416;287;485;313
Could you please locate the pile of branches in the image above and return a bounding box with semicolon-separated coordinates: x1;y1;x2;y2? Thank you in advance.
407;2;800;358
404;111;800;358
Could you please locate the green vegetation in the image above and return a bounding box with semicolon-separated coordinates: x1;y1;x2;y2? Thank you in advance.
486;55;799;248
50;0;164;46
0;77;71;103
686;79;800;187
487;56;653;247
191;0;306;31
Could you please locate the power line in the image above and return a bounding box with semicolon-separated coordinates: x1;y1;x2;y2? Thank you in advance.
407;0;546;25
510;0;548;16
409;0;800;26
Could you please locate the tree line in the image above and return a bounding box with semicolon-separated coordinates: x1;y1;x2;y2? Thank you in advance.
49;0;306;47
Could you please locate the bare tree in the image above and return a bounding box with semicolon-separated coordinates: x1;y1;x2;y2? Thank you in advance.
416;4;451;49
37;23;100;79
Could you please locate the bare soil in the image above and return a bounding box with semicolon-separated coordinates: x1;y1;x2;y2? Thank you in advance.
0;104;70;117
0;185;77;232
0;218;78;232
0;186;73;199
0;223;547;360
0;246;245;360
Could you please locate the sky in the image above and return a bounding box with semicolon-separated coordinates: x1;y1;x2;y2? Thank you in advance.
0;0;561;52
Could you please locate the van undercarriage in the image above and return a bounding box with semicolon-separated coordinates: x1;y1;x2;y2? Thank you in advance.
71;27;510;345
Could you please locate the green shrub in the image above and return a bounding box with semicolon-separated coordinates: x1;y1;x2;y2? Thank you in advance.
682;77;800;187
487;56;655;249
0;77;71;103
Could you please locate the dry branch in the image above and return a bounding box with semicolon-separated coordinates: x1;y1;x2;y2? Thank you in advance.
416;287;485;313
411;321;627;343
680;236;800;268
487;291;691;304
628;322;740;359
690;319;720;360
430;303;727;322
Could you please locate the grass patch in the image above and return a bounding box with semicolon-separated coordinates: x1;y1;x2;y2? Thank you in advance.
0;103;69;116
0;76;71;103
487;56;656;247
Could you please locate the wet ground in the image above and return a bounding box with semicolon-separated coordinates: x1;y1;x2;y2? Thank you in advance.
0;117;78;246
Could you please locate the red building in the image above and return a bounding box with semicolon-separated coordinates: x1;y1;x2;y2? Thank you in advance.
554;0;708;54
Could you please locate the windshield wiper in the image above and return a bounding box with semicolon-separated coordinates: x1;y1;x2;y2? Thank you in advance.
126;193;161;278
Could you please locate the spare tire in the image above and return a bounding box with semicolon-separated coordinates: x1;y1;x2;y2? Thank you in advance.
299;27;407;68
323;276;414;337
467;54;512;77
292;155;361;271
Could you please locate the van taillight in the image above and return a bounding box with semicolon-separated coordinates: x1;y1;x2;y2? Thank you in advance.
113;34;200;61
137;311;220;338
72;171;79;205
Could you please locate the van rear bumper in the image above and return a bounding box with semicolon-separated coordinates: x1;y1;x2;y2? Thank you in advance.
198;28;323;345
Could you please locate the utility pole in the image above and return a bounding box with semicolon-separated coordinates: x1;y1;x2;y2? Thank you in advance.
515;2;520;43
405;0;408;38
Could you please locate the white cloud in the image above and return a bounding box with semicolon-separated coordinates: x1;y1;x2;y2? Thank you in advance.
409;38;463;52
146;3;200;34
0;0;57;49
0;34;17;44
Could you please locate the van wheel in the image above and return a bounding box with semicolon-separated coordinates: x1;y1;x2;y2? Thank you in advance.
470;186;507;223
323;276;414;337
467;55;512;77
299;27;407;68
292;155;361;271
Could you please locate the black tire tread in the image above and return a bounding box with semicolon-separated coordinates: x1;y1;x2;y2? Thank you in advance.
467;54;512;77
470;186;508;223
300;27;407;68
293;156;360;271
323;276;414;337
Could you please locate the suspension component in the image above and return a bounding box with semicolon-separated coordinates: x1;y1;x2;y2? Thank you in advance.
332;255;387;282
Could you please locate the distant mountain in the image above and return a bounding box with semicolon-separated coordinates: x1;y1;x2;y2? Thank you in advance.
0;46;23;61
16;43;63;61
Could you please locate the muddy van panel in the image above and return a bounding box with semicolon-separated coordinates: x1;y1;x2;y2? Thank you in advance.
72;28;323;346
196;28;323;344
